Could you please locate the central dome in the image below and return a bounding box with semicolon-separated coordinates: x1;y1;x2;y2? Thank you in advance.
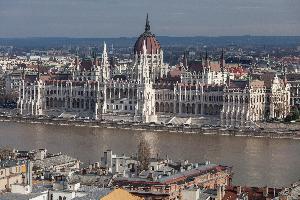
134;14;161;54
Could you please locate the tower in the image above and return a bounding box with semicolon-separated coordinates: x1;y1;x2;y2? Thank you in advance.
101;42;110;82
220;49;226;83
132;14;167;82
133;40;157;123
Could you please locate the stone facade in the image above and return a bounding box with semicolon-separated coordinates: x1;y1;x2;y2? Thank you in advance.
17;16;291;127
18;41;158;123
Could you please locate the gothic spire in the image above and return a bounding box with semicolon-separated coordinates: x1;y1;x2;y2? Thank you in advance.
205;50;209;69
37;58;41;81
220;48;225;73
145;13;150;33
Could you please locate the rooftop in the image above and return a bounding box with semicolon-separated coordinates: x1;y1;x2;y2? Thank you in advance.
33;154;78;169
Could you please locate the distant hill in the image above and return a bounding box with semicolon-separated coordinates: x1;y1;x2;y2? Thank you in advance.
0;36;299;48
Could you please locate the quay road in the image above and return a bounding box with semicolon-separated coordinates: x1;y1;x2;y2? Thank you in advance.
0;114;300;139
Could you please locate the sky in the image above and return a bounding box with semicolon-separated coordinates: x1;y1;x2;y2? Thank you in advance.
0;0;299;37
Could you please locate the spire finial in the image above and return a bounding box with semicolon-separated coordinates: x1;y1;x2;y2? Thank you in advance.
145;13;150;32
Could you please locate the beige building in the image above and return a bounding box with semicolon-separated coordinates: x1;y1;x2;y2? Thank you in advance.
0;160;27;192
221;75;290;127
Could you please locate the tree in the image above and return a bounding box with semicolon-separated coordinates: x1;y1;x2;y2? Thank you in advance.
0;146;15;160
137;139;151;172
291;106;300;120
285;106;300;122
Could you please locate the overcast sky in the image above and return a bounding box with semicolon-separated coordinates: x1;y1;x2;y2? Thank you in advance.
0;0;299;37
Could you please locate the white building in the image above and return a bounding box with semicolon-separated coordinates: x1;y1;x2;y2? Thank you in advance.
17;15;291;127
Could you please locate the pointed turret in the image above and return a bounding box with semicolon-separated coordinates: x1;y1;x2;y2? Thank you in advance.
205;50;210;71
37;59;41;81
220;49;225;73
102;42;108;64
226;74;231;87
101;42;110;82
183;51;188;69
283;64;288;85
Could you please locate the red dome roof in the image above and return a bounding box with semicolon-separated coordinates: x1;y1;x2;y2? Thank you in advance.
134;34;161;54
134;14;161;54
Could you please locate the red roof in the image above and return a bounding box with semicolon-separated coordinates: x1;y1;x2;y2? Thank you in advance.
134;34;161;54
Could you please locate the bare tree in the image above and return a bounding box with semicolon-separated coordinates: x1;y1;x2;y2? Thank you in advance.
0;146;15;160
137;139;151;171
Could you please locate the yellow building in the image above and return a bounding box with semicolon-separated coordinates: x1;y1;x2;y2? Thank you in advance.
101;188;144;200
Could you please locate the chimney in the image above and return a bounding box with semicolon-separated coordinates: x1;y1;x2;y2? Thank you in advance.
237;186;242;196
217;186;222;200
221;185;225;199
263;186;269;197
26;160;33;188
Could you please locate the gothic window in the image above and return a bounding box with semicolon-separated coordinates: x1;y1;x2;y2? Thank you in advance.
245;97;249;103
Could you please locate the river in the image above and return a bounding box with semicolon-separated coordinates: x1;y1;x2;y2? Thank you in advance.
0;121;299;187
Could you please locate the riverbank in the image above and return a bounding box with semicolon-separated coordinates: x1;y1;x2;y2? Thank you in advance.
1;115;300;140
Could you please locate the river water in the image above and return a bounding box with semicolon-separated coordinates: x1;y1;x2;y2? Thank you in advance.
0;121;299;187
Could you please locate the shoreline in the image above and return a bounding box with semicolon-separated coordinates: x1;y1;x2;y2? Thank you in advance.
0;116;300;140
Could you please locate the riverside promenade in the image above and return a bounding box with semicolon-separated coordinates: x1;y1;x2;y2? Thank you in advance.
1;115;300;140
